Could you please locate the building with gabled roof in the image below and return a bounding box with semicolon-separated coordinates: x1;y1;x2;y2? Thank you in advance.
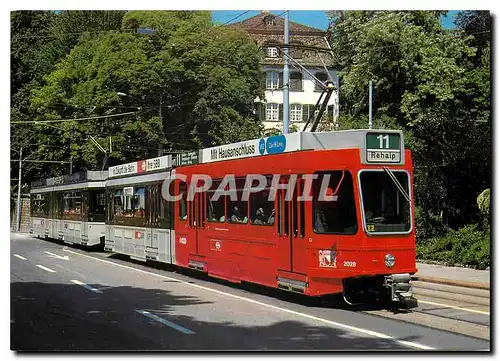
229;11;339;133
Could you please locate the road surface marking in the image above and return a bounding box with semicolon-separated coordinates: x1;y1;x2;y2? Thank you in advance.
13;254;27;260
135;310;195;334
418;299;490;316
36;265;56;273
44;251;69;261
63;248;434;350
70;280;103;293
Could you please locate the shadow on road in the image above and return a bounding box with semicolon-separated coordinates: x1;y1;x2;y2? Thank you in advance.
11;281;415;351
105;251;399;313
26;236;405;316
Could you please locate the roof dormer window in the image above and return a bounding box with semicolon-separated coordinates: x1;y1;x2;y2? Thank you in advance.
264;15;276;26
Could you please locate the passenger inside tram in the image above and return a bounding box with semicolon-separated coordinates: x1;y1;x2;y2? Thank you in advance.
252;207;267;224
230;205;247;223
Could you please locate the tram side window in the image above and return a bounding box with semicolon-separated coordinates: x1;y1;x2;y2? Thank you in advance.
249;177;274;226
207;180;225;222
113;189;124;217
299;180;305;238
179;181;187;220
31;193;49;217
63;191;82;216
89;190;105;222
312;171;357;234
227;178;248;224
124;187;145;218
146;185;157;227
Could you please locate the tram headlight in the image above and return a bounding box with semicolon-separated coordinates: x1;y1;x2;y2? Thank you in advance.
385;253;396;268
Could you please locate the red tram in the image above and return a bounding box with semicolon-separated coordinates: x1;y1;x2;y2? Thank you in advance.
168;129;417;307
31;129;416;306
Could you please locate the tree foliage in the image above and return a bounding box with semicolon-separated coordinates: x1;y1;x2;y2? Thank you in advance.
12;10;263;185
327;10;491;233
454;10;491;65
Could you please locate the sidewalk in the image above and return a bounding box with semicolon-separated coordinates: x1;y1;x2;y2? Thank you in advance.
415;262;490;289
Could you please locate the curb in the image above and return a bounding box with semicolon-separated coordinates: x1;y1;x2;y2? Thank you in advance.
412;275;490;290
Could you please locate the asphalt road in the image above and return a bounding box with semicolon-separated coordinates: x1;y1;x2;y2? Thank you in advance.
11;233;490;351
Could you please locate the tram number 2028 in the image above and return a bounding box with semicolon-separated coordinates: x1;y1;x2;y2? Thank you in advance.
343;261;357;268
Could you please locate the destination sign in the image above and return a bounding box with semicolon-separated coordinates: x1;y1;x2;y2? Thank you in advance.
365;133;402;163
109;161;137;178
174;151;199;166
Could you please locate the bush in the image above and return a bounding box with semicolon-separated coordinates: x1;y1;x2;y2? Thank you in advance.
417;224;490;269
415;209;448;245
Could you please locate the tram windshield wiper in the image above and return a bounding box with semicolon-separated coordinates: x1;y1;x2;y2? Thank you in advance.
383;167;411;203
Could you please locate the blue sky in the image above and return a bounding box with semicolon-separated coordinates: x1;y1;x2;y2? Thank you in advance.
211;10;460;30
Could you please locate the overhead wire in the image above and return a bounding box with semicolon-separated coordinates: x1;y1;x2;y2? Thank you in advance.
219;11;251;26
11;111;140;124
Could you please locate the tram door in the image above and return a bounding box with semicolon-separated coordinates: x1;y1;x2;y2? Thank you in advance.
186;185;206;257
277;177;308;275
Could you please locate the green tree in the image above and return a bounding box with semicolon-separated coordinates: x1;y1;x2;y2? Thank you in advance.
34;11;126;82
454;10;491;66
11;11;129;186
11;11;57;194
11;11;55;96
25;10;263;177
327;10;491;231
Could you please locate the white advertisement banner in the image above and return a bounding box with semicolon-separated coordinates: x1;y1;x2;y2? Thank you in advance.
108;155;171;178
201;133;301;164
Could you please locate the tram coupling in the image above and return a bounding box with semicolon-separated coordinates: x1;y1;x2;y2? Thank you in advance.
383;273;418;309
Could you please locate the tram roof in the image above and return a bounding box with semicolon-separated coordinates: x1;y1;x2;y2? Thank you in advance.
195;129;405;166
30;171;108;190
31;129;406;189
109;129;406;178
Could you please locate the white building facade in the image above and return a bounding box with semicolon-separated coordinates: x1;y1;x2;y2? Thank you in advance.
230;12;339;133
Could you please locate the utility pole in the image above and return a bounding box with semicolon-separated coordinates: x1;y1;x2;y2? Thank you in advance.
368;79;373;129
16;147;22;232
283;10;290;134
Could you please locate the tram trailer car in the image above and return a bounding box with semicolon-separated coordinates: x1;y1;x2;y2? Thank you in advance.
30;179;51;239
173;129;417;307
30;171;107;247
104;156;175;263
103;129;417;308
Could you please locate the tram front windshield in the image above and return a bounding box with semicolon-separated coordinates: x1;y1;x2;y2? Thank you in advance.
360;170;411;234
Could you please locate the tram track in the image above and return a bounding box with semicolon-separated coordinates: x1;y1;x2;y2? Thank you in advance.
362;280;490;341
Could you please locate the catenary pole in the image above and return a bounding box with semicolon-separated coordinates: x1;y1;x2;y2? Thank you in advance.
16;147;22;232
283;11;290;134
